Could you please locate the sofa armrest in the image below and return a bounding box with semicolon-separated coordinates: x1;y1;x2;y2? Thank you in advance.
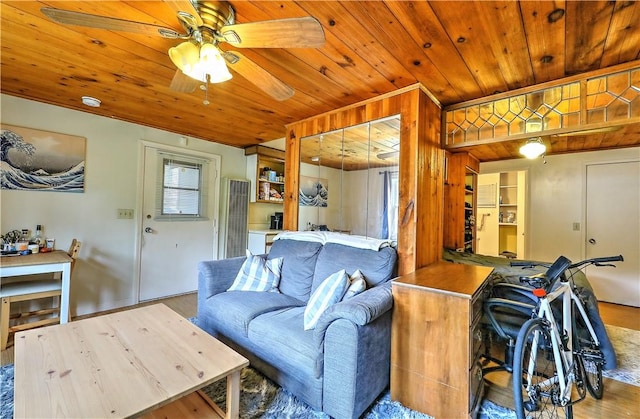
197;257;245;302
322;307;392;418
313;281;393;346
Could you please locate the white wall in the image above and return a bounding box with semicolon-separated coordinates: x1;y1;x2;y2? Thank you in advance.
480;147;640;262
0;94;247;316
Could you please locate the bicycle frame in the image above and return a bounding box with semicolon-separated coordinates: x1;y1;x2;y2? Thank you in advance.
525;278;600;406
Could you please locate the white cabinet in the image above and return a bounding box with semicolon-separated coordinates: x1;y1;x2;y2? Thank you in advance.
248;230;279;255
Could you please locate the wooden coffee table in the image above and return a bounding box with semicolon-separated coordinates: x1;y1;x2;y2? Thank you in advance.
13;303;249;418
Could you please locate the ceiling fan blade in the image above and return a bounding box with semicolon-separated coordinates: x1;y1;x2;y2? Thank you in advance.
220;17;325;48
163;0;204;27
222;51;294;101
40;7;183;39
169;69;200;93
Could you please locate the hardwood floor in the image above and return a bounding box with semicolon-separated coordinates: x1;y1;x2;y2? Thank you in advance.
1;296;638;418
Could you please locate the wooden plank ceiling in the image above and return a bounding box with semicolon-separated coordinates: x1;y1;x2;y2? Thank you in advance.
1;1;639;161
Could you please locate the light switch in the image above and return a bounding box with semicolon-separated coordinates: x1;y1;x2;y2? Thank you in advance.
117;209;134;219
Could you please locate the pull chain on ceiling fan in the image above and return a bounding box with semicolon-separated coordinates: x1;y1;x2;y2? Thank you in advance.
40;0;325;103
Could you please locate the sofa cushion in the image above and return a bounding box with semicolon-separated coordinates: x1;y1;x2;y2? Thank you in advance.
227;251;283;292
311;243;397;293
304;269;349;330
206;291;304;337
248;307;323;378
267;239;323;302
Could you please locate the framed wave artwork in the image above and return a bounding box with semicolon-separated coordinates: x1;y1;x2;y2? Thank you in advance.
299;175;328;207
1;124;86;192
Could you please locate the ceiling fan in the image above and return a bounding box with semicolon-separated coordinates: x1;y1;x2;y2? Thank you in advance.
40;0;326;102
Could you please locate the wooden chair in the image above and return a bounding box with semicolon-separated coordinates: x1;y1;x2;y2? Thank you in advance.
1;239;81;350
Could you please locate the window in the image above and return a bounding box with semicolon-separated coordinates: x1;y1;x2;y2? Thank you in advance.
156;152;209;220
382;170;399;241
388;171;399;241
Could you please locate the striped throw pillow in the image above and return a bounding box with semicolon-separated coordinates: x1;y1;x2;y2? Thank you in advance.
343;269;367;300
304;269;349;330
227;251;283;292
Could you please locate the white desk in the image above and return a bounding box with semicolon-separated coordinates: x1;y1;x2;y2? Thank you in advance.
0;250;72;323
248;230;280;254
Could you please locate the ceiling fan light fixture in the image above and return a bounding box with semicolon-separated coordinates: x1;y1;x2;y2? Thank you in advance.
519;137;546;159
169;41;199;72
198;43;232;83
376;151;399;160
169;41;231;84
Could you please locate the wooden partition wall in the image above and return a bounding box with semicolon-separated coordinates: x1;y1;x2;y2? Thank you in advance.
284;85;443;275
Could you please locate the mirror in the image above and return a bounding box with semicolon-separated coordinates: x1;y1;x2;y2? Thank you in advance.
298;116;400;240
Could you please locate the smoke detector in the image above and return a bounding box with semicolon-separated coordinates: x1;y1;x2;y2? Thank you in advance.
81;96;101;107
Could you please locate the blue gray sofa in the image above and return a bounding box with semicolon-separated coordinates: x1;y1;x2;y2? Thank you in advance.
197;232;398;419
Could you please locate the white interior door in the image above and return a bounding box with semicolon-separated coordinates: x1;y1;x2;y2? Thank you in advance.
139;145;219;301
585;161;640;307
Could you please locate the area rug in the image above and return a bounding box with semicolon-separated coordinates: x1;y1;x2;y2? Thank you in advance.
0;362;510;419
603;325;640;386
2;324;636;419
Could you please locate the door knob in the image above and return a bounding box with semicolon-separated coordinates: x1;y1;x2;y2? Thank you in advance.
588;238;596;244
145;227;153;233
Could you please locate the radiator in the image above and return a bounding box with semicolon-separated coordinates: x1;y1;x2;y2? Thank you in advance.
223;178;250;258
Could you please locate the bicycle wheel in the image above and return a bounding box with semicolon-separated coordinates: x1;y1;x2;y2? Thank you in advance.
513;318;573;419
573;305;604;399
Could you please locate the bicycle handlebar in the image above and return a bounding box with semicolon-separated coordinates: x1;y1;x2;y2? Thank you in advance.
569;255;624;269
512;255;623;291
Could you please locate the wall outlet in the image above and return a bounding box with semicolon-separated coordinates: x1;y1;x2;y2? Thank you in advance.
117;209;134;219
572;222;580;231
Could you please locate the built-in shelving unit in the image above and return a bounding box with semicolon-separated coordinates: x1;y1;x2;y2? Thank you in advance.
464;171;476;252
444;152;479;253
498;172;522;257
245;146;285;204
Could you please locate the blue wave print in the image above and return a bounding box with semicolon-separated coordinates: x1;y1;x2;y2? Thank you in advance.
1;129;84;192
1;160;85;192
299;181;328;207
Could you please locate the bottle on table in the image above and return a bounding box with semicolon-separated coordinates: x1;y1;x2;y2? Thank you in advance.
31;224;44;248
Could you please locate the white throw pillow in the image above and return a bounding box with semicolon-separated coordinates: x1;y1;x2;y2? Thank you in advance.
304;269;349;330
343;269;367;300
227;250;283;293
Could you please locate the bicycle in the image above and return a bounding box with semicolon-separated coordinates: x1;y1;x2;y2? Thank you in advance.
510;254;623;419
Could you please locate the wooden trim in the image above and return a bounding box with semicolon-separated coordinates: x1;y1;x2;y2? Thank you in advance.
9;317;60;333
285;83;440;131
243;145;285;159
444;59;640;111
442;117;640;150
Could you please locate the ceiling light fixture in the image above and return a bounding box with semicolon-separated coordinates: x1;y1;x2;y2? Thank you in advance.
376;151;399;160
81;96;101;107
168;41;232;84
519;137;546;159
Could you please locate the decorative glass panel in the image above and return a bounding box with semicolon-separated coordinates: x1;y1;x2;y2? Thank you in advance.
443;67;639;147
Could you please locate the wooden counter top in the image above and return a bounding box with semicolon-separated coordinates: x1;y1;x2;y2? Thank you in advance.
0;250;71;268
392;261;494;298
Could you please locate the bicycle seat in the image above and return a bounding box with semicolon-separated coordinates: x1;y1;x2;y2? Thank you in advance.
518;272;550;289
519;256;572;291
